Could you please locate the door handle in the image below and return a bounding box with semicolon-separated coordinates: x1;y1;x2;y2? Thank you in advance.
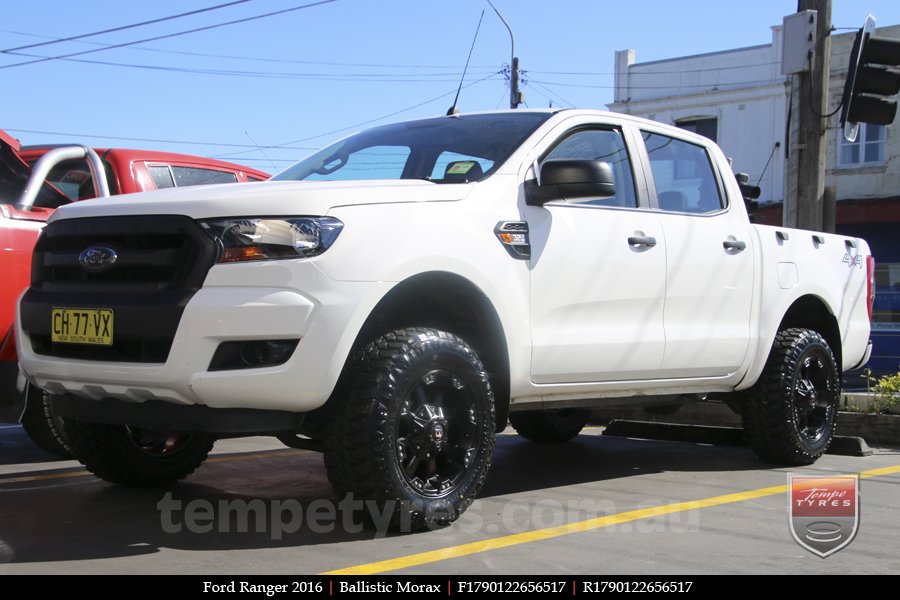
723;239;746;251
628;236;657;248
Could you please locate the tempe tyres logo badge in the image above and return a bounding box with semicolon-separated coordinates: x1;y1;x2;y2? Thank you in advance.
789;475;859;557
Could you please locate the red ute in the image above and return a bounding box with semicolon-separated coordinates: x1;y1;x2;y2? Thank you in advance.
0;130;269;454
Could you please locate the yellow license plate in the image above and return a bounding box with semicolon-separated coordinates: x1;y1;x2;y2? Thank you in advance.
51;308;114;346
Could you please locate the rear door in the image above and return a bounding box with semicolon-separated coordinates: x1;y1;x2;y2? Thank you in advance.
637;128;754;377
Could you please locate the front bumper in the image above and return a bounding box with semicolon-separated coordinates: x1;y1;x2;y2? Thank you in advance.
17;266;387;413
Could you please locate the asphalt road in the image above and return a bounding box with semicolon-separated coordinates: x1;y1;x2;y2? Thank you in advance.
1;424;898;574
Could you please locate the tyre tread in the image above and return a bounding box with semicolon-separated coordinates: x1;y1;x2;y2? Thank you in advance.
741;328;839;466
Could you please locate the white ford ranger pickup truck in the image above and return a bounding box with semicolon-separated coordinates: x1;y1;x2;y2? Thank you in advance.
16;109;874;529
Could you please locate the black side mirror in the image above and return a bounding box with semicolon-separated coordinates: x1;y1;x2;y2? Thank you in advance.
526;159;616;206
735;172;760;216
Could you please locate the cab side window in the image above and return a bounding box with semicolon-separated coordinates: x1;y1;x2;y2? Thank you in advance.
172;166;238;186
543;129;637;208
642;131;724;214
146;164;239;189
147;165;175;189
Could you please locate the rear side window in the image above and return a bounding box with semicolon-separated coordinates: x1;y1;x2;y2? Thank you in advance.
172;166;238;187
146;165;238;189
643;131;723;214
147;165;175;189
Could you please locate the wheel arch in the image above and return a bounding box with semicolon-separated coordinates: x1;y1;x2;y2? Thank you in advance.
323;271;511;433
739;293;842;390
776;294;842;368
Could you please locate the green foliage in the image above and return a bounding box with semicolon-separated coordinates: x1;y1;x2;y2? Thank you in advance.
863;367;900;414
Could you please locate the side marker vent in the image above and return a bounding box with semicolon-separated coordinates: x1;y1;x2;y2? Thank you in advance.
495;221;531;260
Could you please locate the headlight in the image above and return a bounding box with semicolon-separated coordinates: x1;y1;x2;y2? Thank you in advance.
201;217;343;263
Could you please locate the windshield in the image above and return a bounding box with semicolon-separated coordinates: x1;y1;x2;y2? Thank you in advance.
273;113;552;183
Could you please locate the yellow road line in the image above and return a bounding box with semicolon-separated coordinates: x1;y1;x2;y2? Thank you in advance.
323;464;900;575
0;448;308;485
206;449;307;463
0;470;90;485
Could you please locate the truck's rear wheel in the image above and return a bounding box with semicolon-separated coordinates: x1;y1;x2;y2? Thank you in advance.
741;328;840;465
66;421;215;486
20;384;74;459
324;328;495;531
509;408;591;442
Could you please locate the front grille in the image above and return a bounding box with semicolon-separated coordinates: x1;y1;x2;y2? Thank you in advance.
32;216;213;292
22;215;218;363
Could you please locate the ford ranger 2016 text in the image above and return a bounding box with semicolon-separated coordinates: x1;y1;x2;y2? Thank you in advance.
16;110;874;529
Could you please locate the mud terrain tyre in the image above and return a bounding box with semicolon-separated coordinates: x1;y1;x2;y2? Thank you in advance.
66;421;215;486
324;328;496;531
20;384;74;459
741;328;840;465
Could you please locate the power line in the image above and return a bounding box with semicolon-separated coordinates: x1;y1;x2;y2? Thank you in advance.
227;157;297;164
278;72;503;144
0;0;254;53
528;81;575;108
524;84;556;108
0;28;498;70
4;127;316;150
495;81;511;110
0;0;338;70
13;53;484;81
213;71;503;159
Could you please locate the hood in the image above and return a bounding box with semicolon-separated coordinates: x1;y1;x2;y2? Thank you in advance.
50;178;475;222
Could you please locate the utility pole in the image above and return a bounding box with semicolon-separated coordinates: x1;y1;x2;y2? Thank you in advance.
487;0;522;108
510;56;521;109
784;0;831;231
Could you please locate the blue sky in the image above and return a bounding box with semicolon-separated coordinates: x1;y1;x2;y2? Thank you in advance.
2;0;899;173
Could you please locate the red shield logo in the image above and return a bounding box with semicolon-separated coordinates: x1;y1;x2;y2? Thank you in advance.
789;475;859;557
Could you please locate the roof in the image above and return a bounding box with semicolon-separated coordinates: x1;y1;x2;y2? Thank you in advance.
17;145;270;178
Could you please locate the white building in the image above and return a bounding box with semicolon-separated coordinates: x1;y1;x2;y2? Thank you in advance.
609;23;900;206
609;22;900;377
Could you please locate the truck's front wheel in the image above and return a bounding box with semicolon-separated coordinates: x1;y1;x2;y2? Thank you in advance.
20;384;74;459
741;328;840;465
325;328;496;531
66;421;215;486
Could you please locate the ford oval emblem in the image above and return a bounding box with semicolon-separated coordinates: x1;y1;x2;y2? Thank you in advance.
78;246;118;272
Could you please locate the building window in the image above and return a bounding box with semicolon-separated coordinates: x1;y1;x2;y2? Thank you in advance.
873;263;900;331
838;123;885;167
676;117;718;143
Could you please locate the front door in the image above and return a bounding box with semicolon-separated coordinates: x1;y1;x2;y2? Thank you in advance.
529;127;667;383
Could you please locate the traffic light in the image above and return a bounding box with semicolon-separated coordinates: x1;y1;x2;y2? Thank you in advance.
840;15;900;142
